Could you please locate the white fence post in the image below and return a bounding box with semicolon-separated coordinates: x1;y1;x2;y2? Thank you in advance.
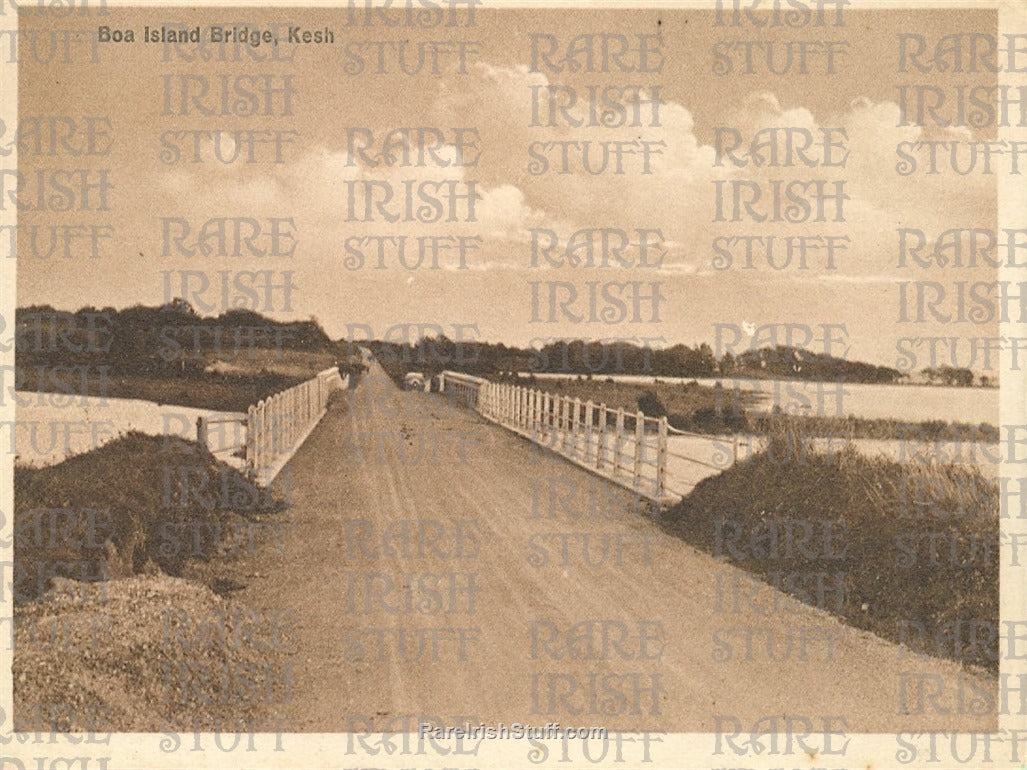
286;389;293;450
633;411;645;492
571;398;581;458
285;390;293;451
278;391;286;453
532;389;540;435
614;408;625;476
246;405;256;475
583;400;593;463
657;417;668;498
559;397;569;453
256;400;266;480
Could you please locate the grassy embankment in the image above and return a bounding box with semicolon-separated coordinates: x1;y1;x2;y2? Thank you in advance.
500;377;999;672
660;426;999;673
14;432;283;602
13;433;292;730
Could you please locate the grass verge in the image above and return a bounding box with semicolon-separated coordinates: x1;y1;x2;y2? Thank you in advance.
660;431;999;673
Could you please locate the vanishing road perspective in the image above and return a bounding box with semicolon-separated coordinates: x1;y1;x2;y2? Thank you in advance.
224;356;997;734
9;6;1020;762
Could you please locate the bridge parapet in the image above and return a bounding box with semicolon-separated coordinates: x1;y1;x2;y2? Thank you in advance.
196;367;348;486
440;371;681;506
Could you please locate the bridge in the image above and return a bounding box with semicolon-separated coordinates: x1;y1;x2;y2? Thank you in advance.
221;356;996;733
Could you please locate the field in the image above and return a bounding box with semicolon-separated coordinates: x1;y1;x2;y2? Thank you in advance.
16;360;311;413
202;347;343;379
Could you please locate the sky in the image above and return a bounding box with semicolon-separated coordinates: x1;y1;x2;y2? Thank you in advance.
14;7;999;368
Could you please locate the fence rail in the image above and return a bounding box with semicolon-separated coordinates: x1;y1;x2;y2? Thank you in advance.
438;371;486;409
439;373;667;503
197;367;348;485
439;372;750;505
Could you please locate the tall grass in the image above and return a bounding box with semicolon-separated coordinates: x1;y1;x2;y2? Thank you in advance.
662;428;999;672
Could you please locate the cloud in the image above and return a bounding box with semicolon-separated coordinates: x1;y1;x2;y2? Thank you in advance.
157;72;996;294
158;142;549;251
430;63;992;290
432;61;720;233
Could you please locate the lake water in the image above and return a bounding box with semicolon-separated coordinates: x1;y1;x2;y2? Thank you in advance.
13;392;246;468
524;373;999;425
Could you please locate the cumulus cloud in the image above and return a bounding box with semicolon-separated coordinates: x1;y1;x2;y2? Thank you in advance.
429;62;993;286
158;68;995;291
158;141;552;258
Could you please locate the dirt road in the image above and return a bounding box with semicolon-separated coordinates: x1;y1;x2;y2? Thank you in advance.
232;362;997;733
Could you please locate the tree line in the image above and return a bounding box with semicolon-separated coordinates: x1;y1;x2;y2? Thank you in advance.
361;336;910;385
15;299;333;375
15;300;982;387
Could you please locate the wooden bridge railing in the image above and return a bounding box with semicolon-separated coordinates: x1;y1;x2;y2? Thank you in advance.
438;370;487;409
439;372;676;504
197;367;348;485
437;372;754;505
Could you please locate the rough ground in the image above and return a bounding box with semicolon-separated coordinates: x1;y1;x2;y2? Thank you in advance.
215;361;999;733
14;575;287;732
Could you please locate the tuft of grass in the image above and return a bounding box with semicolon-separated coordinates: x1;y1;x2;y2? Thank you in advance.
637;390;668;418
748;413;1000;443
661;434;999;673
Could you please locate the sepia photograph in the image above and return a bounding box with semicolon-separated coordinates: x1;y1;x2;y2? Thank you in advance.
1;0;1025;767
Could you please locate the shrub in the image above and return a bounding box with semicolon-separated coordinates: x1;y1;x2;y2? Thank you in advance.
637;390;667;418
